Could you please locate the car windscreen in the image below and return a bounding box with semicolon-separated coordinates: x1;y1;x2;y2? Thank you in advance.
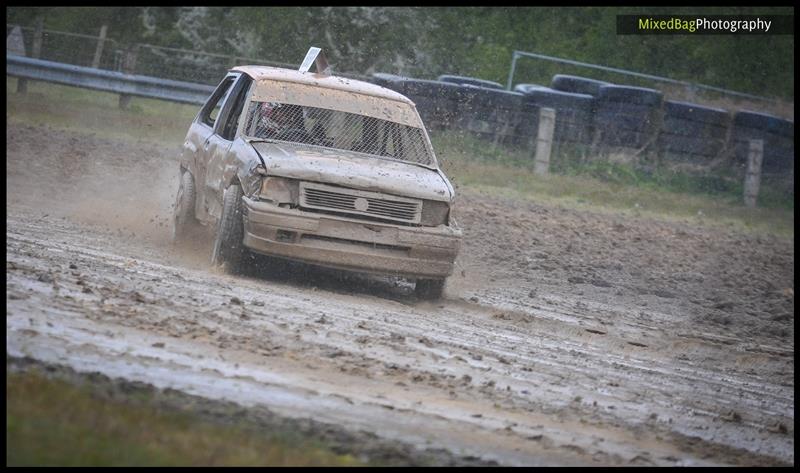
242;101;435;167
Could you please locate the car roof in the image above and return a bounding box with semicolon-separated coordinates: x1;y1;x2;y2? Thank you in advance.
232;65;414;106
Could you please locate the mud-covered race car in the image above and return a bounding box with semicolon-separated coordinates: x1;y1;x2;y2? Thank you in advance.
172;48;462;299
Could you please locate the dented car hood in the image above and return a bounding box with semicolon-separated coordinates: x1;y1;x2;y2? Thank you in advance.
251;141;453;202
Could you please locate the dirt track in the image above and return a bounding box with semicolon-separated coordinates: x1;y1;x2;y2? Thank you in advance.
6;122;795;466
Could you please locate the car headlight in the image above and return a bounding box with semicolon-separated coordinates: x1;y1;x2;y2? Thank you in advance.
259;177;298;206
421;200;451;226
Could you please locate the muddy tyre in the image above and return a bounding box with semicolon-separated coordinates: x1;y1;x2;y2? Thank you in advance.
551;74;611;97
733;111;794;137
370;72;406;92
211;184;248;274
437;74;504;90
415;278;446;300
172;170;199;243
663;100;730;127
513;83;551;95
597;85;663;107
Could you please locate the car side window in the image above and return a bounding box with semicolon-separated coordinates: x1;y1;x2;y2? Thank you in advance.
218;76;252;141
199;76;236;128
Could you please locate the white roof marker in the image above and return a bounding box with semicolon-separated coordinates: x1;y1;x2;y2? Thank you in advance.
298;46;331;76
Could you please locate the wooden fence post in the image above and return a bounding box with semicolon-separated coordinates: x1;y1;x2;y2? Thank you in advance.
534;107;556;175
743;139;763;208
91;24;108;69
17;16;44;94
118;45;139;109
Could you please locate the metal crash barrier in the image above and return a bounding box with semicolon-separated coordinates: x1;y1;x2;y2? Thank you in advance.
6;54;215;105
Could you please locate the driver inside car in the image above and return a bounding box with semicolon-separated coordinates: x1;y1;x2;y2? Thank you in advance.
258;102;308;142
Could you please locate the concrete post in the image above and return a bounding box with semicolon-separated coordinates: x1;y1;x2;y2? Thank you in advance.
743;139;764;208
534;107;556;175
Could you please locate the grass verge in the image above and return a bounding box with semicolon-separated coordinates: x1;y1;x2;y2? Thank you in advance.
6;77;196;145
6;367;365;466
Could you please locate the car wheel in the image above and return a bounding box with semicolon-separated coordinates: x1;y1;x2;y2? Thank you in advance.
211;183;248;274
415;278;446;300
172;170;199;243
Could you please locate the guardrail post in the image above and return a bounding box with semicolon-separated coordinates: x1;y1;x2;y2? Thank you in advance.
505;51;518;91
91;25;108;69
685;83;698;102
534;107;556;175
17;16;44;94
118;45;139;109
743;139;763;208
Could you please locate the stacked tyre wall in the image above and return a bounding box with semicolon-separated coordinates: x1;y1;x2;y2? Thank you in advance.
437;74;504;90
657;101;730;166
594;85;663;149
730;111;794;176
454;85;525;144
514;85;594;146
401;79;470;131
551;74;610;97
373;73;530;145
370;72;793;181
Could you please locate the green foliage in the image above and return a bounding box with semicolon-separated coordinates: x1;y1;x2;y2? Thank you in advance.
7;7;793;98
9;7;148;45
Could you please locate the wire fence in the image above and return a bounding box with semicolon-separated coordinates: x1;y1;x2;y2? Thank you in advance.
505;50;794;121
6;24;372;86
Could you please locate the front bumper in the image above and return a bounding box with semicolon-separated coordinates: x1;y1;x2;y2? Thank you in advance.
242;197;462;279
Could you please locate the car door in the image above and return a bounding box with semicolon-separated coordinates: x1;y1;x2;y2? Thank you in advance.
190;73;239;223
203;73;252;222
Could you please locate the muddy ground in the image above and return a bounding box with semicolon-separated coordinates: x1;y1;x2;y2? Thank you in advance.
6;122;794;466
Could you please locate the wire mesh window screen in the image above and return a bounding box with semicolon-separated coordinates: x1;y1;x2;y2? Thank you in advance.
244;101;435;166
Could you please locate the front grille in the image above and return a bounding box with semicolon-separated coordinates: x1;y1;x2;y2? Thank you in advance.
299;182;422;224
